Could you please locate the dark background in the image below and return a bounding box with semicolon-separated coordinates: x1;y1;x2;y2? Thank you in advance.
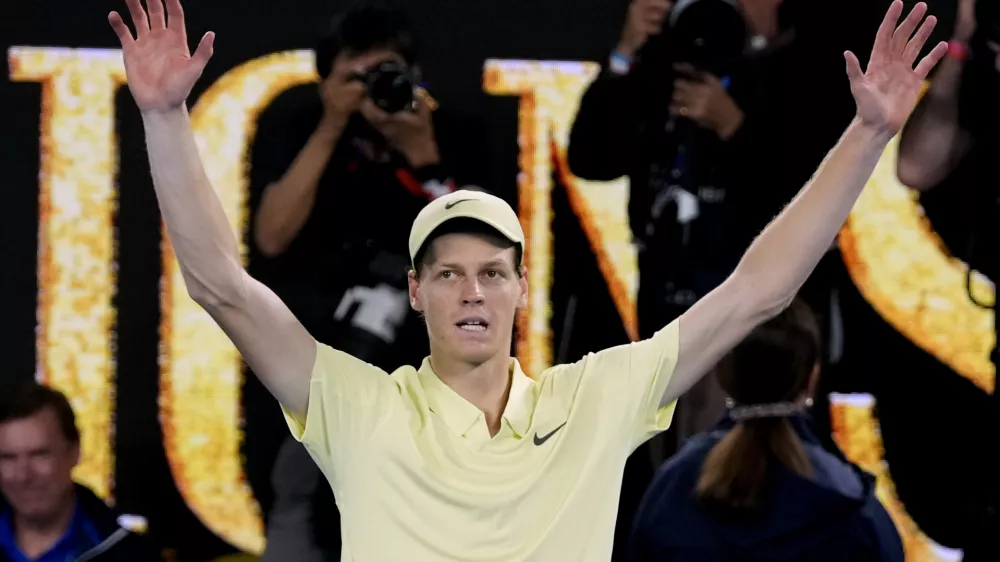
1;0;992;560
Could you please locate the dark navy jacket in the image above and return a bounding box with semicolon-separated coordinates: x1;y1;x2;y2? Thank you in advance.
627;414;904;562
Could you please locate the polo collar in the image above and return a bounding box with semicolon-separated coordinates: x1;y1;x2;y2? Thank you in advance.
418;357;535;441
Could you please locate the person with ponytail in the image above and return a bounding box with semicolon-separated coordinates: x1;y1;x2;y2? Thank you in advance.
626;299;904;561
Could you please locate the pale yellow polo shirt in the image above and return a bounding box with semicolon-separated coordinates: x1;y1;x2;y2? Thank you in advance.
282;319;679;561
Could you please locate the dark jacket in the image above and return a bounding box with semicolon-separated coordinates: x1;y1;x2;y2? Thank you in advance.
627;414;904;562
0;483;163;562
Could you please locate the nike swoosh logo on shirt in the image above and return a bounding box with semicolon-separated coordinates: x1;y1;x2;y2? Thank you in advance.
445;199;472;209
533;422;567;446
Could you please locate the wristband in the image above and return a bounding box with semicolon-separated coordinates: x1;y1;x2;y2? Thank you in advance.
609;51;633;75
947;39;969;61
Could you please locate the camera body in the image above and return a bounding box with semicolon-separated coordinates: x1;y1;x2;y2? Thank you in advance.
669;0;746;74
355;60;416;114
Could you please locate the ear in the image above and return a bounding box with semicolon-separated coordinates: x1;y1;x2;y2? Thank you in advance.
516;266;529;310
407;269;423;312
70;441;81;468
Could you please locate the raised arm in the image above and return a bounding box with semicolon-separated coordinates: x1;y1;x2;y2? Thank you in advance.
658;1;948;408
110;0;314;415
896;0;977;191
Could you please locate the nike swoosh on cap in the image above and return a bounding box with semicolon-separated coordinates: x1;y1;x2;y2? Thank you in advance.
445;199;473;209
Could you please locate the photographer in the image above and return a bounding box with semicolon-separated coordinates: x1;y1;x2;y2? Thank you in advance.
249;2;488;369
567;1;868;556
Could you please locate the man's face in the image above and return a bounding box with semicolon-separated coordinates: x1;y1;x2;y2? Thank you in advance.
0;408;79;522
409;233;528;365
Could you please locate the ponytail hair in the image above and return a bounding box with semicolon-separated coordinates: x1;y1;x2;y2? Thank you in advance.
696;416;811;512
695;299;821;514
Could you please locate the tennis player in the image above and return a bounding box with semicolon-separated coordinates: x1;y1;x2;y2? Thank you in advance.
107;0;945;559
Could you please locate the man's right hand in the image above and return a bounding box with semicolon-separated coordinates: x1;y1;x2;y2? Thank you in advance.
109;0;215;113
319;59;368;129
617;0;673;58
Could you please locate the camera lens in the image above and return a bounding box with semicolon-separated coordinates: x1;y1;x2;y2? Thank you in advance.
364;60;415;114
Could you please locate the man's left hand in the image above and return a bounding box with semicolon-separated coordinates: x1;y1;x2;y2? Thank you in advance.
360;93;440;167
669;68;745;140
843;1;947;137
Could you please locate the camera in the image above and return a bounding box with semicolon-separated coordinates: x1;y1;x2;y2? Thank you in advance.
669;0;746;74
355;60;416;114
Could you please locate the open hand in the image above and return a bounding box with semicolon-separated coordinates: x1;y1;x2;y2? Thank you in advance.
109;0;215;113
360;94;440;167
844;1;947;136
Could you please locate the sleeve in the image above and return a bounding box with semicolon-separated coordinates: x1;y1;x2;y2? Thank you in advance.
578;319;681;451
249;86;320;192
567;64;643;182
281;340;397;488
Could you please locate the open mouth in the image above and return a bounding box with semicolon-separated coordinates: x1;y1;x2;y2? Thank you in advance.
456;318;489;332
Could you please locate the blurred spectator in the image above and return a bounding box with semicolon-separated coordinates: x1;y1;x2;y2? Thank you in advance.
0;382;162;562
897;0;998;282
626;299;904;562
897;5;999;557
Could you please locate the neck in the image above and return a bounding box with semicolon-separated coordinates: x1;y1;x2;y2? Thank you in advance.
429;350;513;436
13;493;76;559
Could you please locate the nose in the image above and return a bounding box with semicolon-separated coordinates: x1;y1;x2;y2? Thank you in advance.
460;278;485;305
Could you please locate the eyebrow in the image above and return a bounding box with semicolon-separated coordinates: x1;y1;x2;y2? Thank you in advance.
437;260;512;271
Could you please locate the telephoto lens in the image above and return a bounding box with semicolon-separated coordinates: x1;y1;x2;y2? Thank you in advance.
362;60;416;114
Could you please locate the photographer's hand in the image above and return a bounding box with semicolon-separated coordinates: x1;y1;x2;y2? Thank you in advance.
319;60;367;132
617;0;673;58
361;94;440;168
669;68;744;140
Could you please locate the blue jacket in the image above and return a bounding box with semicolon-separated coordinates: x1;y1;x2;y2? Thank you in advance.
627;414;904;562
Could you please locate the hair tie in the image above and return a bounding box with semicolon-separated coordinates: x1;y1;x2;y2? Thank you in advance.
725;397;813;422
